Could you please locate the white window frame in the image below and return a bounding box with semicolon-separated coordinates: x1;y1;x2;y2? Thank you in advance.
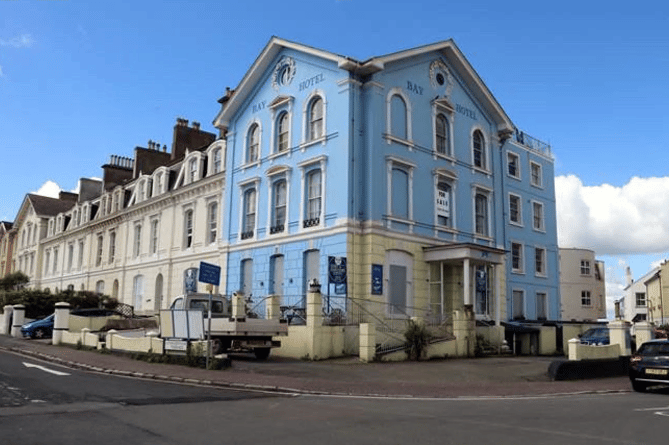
386;156;415;226
108;230;116;264
183;208;194;249
245;121;261;166
581;290;592;307
432;98;455;158
580;260;591;275
471;128;488;171
532;200;545;232
298;156;327;230
237;177;260;241
507;151;520;179
266;166;292;236
152;167;169;196
385;88;412;146
77;239;84;270
133;223;142;259
512;289;525;320
95;234;103;267
534;246;547;277
509;193;522;226
473;186;491;238
207;201;218;244
150;217;159;254
511;241;524;273
530;161;543;188
301;91;327;147
67;242;74;272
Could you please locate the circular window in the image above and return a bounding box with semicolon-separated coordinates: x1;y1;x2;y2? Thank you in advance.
436;73;445;86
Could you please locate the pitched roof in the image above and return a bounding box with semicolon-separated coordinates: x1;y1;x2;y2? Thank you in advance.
27;194;76;217
214;36;514;133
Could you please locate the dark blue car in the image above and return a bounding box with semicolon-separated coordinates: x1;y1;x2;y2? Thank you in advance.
21;314;54;339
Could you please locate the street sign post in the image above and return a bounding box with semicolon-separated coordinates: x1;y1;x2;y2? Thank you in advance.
198;261;222;369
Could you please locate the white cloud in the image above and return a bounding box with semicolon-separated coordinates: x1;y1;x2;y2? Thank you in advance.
556;175;669;255
33;180;62;199
0;34;34;48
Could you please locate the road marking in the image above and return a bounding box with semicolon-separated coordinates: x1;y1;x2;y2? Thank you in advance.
634;406;669;417
22;362;70;376
634;406;669;411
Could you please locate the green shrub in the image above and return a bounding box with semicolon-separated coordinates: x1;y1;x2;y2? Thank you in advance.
404;319;431;361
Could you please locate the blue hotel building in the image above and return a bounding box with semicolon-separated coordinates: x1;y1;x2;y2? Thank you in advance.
213;37;559;345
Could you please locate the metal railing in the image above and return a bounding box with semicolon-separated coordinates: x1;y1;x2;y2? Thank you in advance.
248;293;455;355
514;130;551;156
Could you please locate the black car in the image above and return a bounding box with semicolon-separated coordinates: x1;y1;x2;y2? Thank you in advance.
629;339;669;392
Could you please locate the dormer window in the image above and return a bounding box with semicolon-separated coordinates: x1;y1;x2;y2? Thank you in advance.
213;148;222;173
189;158;198;183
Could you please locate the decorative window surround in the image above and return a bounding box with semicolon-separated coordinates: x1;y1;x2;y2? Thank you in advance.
298;155;327;231
432;97;455;159
386;88;413;147
301;91;327;148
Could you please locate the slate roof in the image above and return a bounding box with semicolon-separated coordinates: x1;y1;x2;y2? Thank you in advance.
27;194;76;217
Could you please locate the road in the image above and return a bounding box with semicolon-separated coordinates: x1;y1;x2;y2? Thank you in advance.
1;350;669;445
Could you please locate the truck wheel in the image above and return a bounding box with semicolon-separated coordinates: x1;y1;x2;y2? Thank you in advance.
254;348;271;360
211;338;225;355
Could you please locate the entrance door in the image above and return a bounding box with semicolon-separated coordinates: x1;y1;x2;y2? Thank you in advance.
303;249;320;300
270;255;284;297
241;259;253;296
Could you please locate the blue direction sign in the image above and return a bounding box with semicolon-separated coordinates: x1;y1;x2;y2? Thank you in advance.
198;261;221;286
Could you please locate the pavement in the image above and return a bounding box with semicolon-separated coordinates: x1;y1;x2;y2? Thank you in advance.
0;334;632;398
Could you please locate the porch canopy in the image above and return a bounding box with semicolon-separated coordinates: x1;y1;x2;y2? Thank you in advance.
423;243;506;326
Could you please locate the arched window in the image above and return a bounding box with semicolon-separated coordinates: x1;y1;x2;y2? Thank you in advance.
277;112;289;152
435;114;449;155
308;97;323;141
473;130;486;169
247;124;260;163
391;94;408;139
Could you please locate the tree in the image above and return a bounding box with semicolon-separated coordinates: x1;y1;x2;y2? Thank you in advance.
0;271;29;291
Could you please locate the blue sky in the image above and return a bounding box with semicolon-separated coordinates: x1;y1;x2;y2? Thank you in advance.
1;0;668;312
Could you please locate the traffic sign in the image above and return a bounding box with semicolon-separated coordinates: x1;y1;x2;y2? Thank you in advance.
198;261;221;286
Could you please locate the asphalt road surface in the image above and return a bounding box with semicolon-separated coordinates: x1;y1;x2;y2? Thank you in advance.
1;350;669;445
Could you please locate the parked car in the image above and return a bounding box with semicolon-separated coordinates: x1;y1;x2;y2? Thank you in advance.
579;327;610;345
21;308;123;339
21;314;54;339
629;339;669;392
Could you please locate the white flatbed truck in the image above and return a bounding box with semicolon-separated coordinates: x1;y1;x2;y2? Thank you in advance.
164;293;288;359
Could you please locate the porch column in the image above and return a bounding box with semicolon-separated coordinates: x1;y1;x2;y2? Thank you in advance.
494;264;501;326
463;258;471;306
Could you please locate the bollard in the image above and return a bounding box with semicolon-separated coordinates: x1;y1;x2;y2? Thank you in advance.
2;305;13;335
11;305;25;338
52;302;71;346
